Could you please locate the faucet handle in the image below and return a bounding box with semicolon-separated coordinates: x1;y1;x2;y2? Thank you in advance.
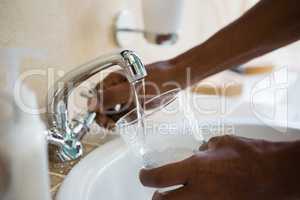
71;112;96;140
58;112;96;161
47;112;96;162
47;128;83;162
59;136;83;162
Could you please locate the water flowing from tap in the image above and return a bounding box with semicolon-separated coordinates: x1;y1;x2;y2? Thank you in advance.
131;79;147;156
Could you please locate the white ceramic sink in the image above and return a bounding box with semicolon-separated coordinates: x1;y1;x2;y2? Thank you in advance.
56;138;154;200
56;117;300;200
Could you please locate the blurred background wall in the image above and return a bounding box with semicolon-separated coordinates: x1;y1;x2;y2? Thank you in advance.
1;0;299;112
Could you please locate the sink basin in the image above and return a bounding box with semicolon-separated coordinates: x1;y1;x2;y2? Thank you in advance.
56;117;300;200
56;138;154;200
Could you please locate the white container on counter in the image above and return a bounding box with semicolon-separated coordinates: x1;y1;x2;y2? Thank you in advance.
0;86;51;200
0;48;51;200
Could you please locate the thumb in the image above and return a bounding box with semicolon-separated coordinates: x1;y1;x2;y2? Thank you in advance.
88;82;131;112
139;158;193;188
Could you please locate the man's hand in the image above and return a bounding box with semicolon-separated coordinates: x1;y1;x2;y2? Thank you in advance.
88;60;182;128
140;135;300;200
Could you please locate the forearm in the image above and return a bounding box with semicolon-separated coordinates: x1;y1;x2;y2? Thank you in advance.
171;0;300;87
266;140;300;198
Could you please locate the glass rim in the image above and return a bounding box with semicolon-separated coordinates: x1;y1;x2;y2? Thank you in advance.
116;88;181;128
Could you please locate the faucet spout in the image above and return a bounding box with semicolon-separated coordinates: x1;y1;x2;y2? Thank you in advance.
47;50;147;162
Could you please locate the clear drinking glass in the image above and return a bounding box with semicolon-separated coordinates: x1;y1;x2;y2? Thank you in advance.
116;88;203;169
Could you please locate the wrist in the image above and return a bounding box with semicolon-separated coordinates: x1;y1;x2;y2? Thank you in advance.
169;43;225;87
145;60;183;94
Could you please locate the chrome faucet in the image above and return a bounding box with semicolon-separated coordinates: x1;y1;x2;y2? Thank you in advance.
46;50;147;162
